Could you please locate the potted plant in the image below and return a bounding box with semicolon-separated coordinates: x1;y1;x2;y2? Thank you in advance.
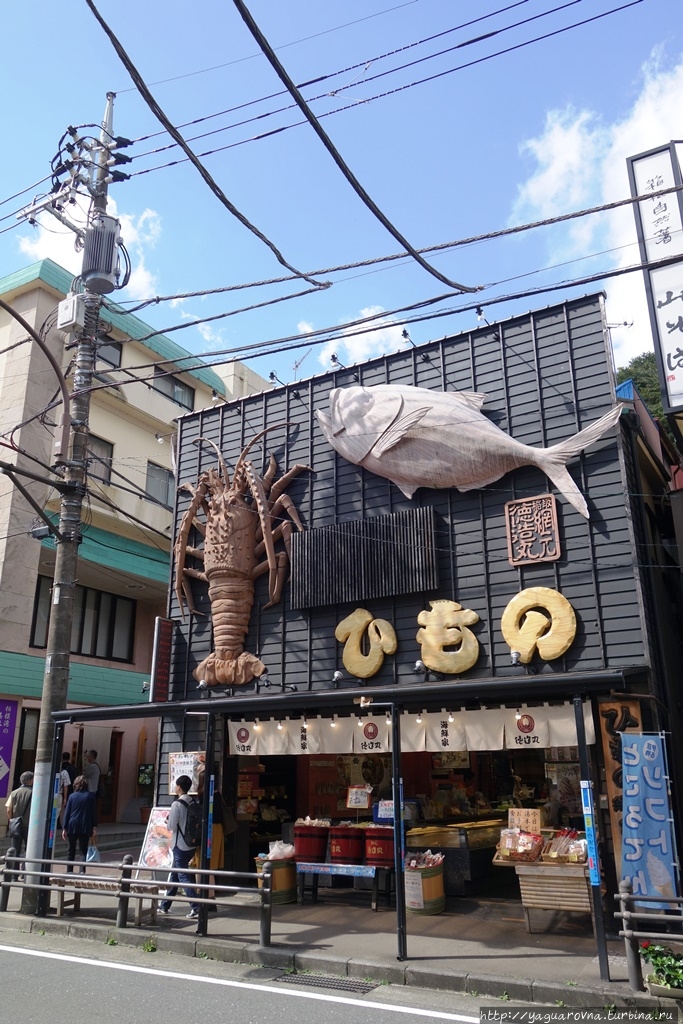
138;763;155;824
639;941;683;997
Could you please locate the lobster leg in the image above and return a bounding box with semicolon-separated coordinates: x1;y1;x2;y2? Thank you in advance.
253;550;288;607
269;492;304;532
268;463;311;503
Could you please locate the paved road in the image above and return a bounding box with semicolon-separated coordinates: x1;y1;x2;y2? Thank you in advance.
1;931;483;1024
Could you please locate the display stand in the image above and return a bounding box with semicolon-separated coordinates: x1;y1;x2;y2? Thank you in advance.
514;862;594;934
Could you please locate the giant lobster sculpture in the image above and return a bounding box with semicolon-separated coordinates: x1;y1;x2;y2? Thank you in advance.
175;427;310;686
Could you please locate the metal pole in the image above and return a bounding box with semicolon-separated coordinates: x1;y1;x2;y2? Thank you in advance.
573;694;610;981
21;93;116;914
618;878;645;991
390;704;408;961
196;711;215;937
36;722;64;917
117;854;134;929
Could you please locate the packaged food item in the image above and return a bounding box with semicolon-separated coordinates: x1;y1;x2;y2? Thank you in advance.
496;828;544;861
405;849;444;869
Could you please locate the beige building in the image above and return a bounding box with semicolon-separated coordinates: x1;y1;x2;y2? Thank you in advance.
0;258;269;824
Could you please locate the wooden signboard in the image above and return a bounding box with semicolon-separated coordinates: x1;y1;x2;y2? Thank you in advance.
597;699;641;875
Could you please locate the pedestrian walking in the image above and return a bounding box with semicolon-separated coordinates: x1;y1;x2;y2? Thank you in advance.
5;771;34;858
62;775;97;872
159;775;200;918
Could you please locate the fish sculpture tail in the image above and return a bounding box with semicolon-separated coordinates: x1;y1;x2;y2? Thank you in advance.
538;405;623;518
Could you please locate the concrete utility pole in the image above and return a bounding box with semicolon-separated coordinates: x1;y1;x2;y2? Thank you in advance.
22;93;125;910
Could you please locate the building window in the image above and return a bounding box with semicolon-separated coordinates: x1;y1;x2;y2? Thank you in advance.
146;461;175;509
96;338;122;369
30;575;136;662
152;366;194;411
88;435;113;485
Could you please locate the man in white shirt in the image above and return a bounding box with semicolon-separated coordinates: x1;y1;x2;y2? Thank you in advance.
84;750;101;795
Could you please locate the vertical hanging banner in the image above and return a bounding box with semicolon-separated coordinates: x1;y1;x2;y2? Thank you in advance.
0;699;18;798
424;713;465;752
621;733;678;908
627;142;683;412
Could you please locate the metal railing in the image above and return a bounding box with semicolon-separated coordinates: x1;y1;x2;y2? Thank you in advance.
615;878;683;990
0;848;273;945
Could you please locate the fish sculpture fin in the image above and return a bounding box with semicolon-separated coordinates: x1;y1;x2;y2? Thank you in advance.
455;391;488;410
371;406;431;458
538;405;623;518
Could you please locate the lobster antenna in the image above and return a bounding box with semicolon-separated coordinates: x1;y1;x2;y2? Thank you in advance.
192;437;231;485
233;421;292;473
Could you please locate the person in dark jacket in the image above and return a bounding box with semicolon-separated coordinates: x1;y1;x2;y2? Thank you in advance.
61;775;97;872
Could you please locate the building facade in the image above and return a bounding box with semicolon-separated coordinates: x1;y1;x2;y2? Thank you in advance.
152;292;683;899
0;258;270;826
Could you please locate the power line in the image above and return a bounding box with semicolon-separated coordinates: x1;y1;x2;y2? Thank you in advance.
117;0;424;95
230;0;479;295
77;252;683;396
127;0;642;178
110;182;683;314
84;0;328;291
130;0;534;153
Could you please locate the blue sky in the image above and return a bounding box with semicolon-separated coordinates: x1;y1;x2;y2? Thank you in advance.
2;0;682;387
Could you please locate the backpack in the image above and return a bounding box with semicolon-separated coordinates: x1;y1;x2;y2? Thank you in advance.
180;797;202;848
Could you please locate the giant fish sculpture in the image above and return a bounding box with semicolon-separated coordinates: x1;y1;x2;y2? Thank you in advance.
316;384;622;518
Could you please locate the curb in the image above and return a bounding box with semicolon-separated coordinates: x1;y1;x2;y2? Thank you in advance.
0;910;668;1008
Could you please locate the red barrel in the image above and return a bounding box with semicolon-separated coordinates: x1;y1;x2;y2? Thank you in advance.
294;825;329;863
365;826;394;868
329;826;364;864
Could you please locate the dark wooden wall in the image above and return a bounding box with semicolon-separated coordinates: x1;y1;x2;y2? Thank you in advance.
168;292;647;702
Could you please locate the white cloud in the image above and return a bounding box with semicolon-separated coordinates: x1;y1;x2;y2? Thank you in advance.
510;50;683;368
317;305;407;368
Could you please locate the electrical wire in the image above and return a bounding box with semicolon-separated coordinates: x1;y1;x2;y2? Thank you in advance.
130;0;535;152
117;0;424;96
130;0;644;180
76;252;683;398
84;0;328;290
0;173;53;210
230;0;480;293
115;183;683;314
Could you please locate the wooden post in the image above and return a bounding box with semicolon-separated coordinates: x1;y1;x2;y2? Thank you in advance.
116;854;134;929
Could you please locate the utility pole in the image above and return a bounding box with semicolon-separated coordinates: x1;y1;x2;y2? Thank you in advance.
21;93;128;911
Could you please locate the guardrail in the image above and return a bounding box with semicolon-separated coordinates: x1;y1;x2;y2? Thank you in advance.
0;848;273;945
615;878;683;990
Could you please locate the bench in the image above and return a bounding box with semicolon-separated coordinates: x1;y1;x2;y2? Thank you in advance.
49;872;158;926
515;862;593;934
296;862;393;912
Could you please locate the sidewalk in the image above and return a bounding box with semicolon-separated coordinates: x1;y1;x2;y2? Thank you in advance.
0;840;666;1010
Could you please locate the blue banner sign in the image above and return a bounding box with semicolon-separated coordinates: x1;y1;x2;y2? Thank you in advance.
621;733;678;908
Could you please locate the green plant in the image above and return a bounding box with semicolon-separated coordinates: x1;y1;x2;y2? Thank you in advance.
500;992;511;1001
141;937;157;953
197;951;208;959
106;938;118;946
470;990;479;997
639;942;683;989
566;980;577;987
555;1000;566;1008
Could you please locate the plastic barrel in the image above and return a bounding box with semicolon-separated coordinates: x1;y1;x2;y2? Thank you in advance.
405;864;445;915
329;826;364;864
255;857;296;904
364;826;394;868
293;825;329;863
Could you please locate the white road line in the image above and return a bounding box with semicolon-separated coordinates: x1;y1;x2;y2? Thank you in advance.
0;943;478;1022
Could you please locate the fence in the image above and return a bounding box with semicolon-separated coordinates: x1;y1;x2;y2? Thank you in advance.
614;878;683;990
0;848;273;945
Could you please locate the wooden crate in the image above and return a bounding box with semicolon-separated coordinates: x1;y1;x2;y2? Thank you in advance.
514;862;593;934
